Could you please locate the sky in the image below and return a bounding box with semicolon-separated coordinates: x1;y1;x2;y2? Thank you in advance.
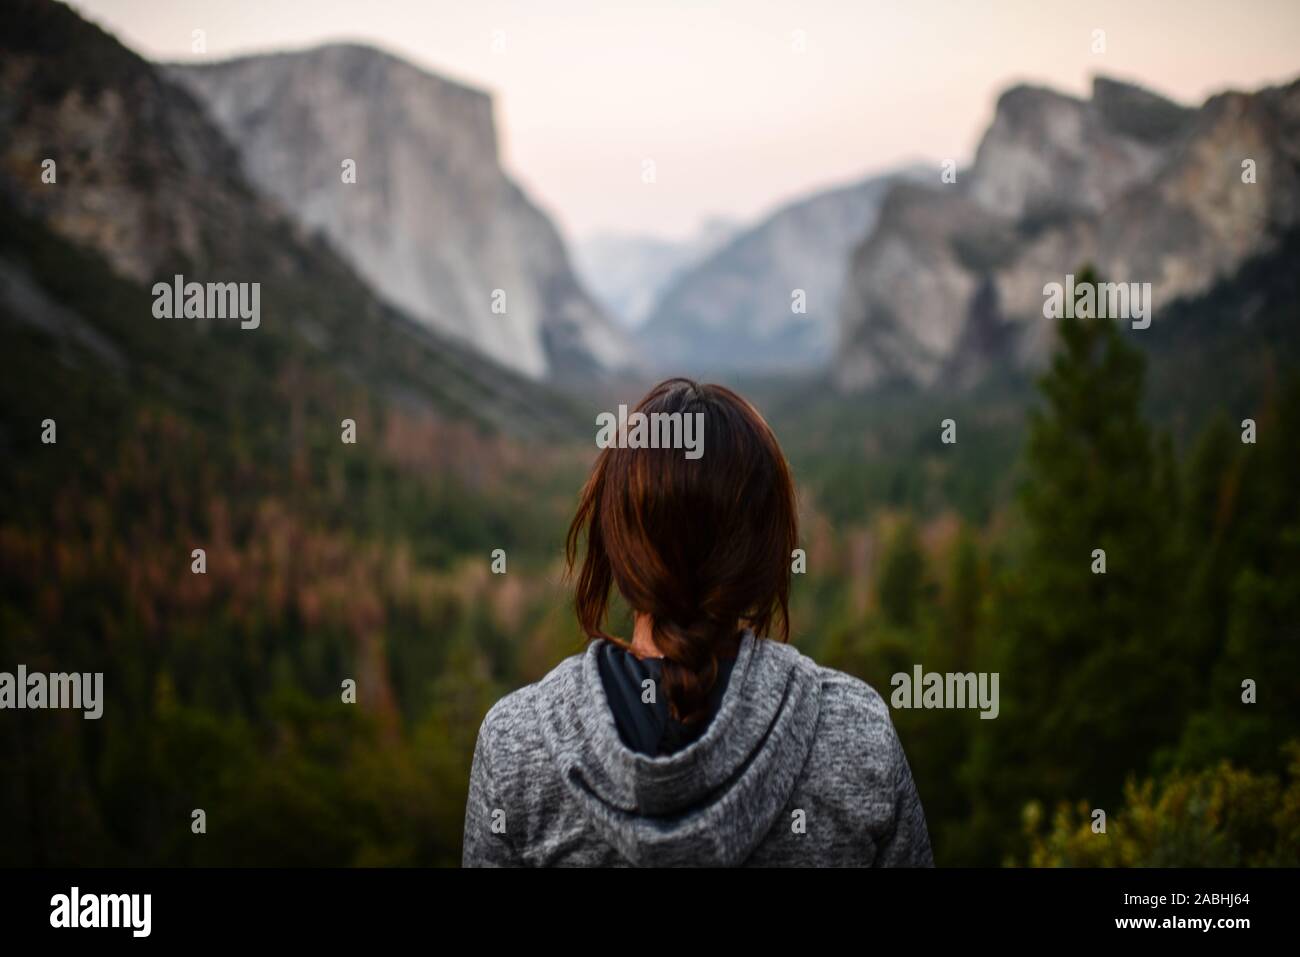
70;0;1300;244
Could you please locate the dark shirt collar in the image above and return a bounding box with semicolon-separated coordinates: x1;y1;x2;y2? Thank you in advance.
595;639;738;756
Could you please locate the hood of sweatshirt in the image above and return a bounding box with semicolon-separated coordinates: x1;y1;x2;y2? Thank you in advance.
532;631;823;867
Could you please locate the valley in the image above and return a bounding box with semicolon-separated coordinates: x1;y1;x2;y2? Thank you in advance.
1;0;1297;869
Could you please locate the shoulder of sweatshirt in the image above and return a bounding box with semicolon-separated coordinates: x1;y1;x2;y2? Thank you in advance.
474;650;585;764
812;661;894;728
751;640;909;787
473;641;906;784
759;638;897;736
804;658;912;796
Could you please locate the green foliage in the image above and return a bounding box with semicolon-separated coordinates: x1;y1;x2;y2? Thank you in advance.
962;271;1188;861
1167;379;1300;776
743;376;1030;526
1019;742;1300;867
0;204;586;866
3;171;1298;866
877;519;927;629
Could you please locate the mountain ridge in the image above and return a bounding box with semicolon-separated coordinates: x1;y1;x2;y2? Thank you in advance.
638;164;934;373
0;0;585;440
835;73;1300;391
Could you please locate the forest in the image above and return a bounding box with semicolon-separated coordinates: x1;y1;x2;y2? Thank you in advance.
3;226;1297;866
0;1;1296;863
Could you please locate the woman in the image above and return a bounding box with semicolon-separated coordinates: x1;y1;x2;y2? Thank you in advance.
463;378;933;867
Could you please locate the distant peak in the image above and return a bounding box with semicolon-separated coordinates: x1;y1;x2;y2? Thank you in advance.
1090;74;1193;142
995;82;1082;109
1091;74;1183;108
177;40;492;100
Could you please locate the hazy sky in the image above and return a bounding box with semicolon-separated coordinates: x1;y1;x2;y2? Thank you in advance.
71;0;1300;244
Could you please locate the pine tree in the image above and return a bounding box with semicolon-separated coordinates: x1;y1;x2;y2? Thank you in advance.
945;525;982;671
1175;379;1300;773
877;517;926;629
965;267;1188;859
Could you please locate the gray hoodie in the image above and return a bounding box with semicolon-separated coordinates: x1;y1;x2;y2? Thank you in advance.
462;631;934;867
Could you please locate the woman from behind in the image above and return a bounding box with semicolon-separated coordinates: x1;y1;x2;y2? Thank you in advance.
463;378;933;867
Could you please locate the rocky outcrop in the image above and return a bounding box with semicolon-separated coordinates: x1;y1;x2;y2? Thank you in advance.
170;44;629;380
836;76;1300;391
0;0;585;438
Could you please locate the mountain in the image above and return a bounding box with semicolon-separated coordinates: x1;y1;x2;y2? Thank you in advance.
168;44;629;380
638;166;931;373
0;0;600;867
835;76;1300;391
0;0;587;443
573;217;739;329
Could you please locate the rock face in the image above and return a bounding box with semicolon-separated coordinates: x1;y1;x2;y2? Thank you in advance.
835;76;1300;391
169;45;629;380
968;78;1194;219
0;0;585;439
0;4;262;291
638;167;930;373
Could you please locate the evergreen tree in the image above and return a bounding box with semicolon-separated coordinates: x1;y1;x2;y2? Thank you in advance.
965;267;1188;860
945;525;983;670
1175;379;1300;773
877;518;927;629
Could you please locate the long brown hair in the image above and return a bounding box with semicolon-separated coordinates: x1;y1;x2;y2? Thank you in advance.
565;378;799;724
